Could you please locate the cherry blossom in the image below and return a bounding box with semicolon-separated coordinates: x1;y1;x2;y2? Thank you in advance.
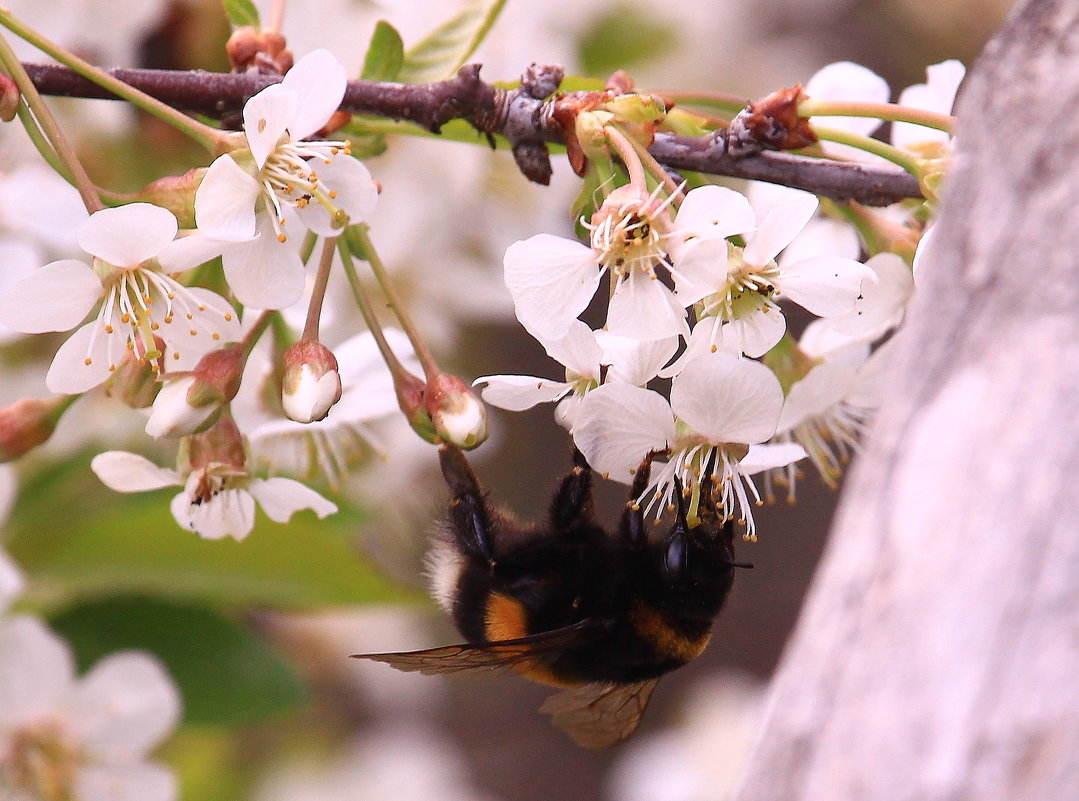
474;320;677;428
768;320;895;497
0;616;180;801
571;349;804;539
0;203;241;395
91;450;337;541
192;49;378;310
503;184;754;342
675;191;875;357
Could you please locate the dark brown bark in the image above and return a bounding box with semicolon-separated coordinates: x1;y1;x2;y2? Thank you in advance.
734;2;1079;800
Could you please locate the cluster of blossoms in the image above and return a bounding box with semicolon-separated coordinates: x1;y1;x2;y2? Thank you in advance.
0;49;441;541
476;57;961;538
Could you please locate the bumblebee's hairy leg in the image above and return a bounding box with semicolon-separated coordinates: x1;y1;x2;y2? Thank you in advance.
622;451;658;547
549;448;597;533
439;445;494;562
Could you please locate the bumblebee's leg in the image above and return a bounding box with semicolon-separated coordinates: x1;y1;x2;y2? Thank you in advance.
439;445;494;562
621;451;657;548
549;448;596;534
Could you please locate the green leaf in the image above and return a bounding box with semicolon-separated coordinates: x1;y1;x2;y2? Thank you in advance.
361;20;405;82
222;0;260;29
50;597;307;725
6;454;416;610
399;0;508;84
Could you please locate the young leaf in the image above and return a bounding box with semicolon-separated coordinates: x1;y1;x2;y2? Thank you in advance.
362;20;405;82
222;0;260;29
399;0;508;84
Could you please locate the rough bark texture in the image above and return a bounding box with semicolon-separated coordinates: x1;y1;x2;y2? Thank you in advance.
734;3;1079;800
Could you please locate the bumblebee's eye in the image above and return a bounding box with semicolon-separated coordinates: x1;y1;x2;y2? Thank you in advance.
663;533;687;584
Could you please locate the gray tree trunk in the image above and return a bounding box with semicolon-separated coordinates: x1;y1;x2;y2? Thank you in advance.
734;2;1079;800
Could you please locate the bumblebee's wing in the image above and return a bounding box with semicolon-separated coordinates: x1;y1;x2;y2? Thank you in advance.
539;679;660;748
350;621;593;678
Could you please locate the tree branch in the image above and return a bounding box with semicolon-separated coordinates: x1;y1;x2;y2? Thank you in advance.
21;61;920;205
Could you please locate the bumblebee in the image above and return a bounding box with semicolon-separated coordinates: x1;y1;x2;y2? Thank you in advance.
352;444;748;747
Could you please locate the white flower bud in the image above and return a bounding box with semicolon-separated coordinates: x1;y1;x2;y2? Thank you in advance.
145;376;218;438
426;374;489;450
281;342;342;423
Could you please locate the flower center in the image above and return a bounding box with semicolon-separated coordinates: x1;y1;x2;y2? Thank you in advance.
698;245;781;323
87;261;235;375
259;138;353;242
3;718;82;801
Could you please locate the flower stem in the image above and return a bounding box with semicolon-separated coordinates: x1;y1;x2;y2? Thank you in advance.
0;8;224;153
265;0;286;33
345;224;442;381
301;238;335;343
798;99;954;133
238;310;274;359
336;237;412;380
604;124;648;192
612;122;685;203
810;124;924;179
652;90;747;115
0;30;101;211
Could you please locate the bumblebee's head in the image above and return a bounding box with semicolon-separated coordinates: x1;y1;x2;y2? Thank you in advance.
642;475;740;626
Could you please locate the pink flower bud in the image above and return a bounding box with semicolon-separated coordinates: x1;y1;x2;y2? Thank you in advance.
395;371;438;443
182;413;246;474
425;374;489;450
0;398;68;462
0;73;18;123
281;342;342;423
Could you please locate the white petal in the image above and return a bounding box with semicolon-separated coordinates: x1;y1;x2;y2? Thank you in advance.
743;192;818;266
0;615;75;729
503;234;601;341
294;155;378;236
671;237;729;305
91;451;182;492
892;60;965;150
156;233;230;273
474;375;572;411
798;317;872;363
280;49;347;141
78;204;178;267
671;350;783;444
144;376;214;439
45;321;118;394
607;271;689;341
542;320;602;379
740;442;807;475
155;287;242;371
571;383;675;483
170;487;256;541
805;61;890;137
193;156;261;241
671;185;754;244
777;256;876;317
847;335;899;409
219;215;305;310
76;761;176;801
248;477;337;523
777;360;858;433
243;83;298;170
828;252;914;340
315;154;378;225
727;305;787;358
778;217;861;265
595;330;678;386
0;259;101;333
67;652;181;757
